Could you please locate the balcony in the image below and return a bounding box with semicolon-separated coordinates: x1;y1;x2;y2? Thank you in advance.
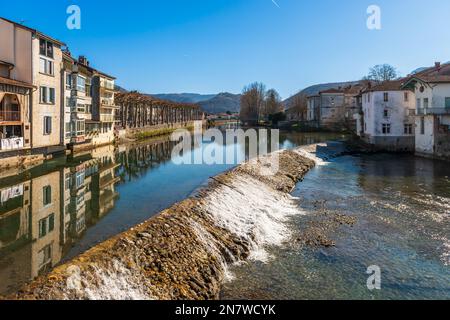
0;137;24;151
101;98;118;109
417;108;450;116
0;111;20;122
100;114;115;122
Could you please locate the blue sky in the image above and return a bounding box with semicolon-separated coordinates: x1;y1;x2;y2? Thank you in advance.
3;0;450;98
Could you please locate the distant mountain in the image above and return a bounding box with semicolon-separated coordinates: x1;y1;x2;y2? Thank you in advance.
151;93;216;104
115;84;128;93
198;92;241;114
283;81;360;109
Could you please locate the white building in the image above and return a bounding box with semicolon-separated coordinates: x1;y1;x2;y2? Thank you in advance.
402;62;450;159
358;80;416;151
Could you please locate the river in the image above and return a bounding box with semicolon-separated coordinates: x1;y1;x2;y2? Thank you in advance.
221;151;450;300
0;130;343;296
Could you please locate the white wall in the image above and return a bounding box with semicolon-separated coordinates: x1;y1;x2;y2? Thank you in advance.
0;19;33;84
415;82;450;109
362;90;415;141
415;115;435;155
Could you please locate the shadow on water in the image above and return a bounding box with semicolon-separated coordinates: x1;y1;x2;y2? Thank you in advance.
0;130;343;295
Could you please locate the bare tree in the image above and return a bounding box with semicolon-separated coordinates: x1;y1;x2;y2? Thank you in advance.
240;82;266;123
290;93;308;121
264;89;283;119
366;64;398;82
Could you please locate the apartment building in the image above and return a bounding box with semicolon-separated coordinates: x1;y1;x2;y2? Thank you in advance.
358;80;416;151
402;62;450;159
91;70;117;147
0;17;65;168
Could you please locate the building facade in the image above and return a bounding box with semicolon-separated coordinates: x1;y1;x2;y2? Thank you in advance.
358;80;416;151
402;62;450;159
0;17;66;169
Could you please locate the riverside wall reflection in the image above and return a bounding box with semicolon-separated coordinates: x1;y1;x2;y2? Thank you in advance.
0;145;119;295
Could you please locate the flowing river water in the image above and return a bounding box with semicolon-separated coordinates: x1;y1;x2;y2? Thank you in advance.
0;130;449;299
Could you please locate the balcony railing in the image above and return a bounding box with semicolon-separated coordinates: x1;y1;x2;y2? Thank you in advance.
100;114;115;122
101;99;118;108
417;108;450;115
0;111;21;122
0;137;24;151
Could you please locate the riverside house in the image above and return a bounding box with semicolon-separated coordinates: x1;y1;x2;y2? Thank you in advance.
0;17;118;168
402;62;450;159
357;80;416;151
0;17;65;168
62;54;117;152
304;83;364;131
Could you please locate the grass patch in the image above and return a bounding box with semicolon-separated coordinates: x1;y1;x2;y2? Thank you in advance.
134;126;194;140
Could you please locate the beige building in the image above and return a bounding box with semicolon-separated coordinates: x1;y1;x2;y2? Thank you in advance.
0;17;65;168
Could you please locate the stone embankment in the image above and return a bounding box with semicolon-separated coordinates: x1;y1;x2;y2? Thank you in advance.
9;143;346;300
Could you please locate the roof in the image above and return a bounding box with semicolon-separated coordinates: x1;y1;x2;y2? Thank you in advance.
319;88;344;94
362;79;406;93
0;60;14;68
401;63;450;89
0;17;66;47
0;76;35;89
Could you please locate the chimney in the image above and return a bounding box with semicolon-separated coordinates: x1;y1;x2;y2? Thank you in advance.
435;61;441;70
78;55;89;66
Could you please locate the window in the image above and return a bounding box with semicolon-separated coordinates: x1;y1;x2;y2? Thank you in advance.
43;185;52;206
383;109;389;118
383;92;389;102
382;124;391;134
77;104;85;113
420;117;425;135
43;116;52;135
39;39;53;58
39;58;53;75
39;87;55;104
76;120;85;136
424;98;429;108
37;244;52;270
417;98;421;108
85;105;92;114
65;122;72;138
404;92;409;102
77;76;86;92
38;214;55;238
404;124;413;135
65;97;71;109
368;93;371;103
445;97;450;109
75;171;85;188
66;73;72;89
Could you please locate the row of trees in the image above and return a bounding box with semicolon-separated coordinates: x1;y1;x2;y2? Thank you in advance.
239;82;284;123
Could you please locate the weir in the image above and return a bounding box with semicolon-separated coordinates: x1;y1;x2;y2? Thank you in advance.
7;143;346;300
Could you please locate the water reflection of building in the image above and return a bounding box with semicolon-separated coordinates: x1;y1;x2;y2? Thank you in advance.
0;145;119;295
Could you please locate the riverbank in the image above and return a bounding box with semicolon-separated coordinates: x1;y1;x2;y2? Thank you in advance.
7;144;335;300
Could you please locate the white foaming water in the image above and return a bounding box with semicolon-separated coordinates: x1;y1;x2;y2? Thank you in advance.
189;219;236;282
294;144;331;166
65;260;150;300
203;174;305;263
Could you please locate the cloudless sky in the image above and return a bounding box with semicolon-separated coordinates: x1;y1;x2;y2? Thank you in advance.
3;0;450;98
